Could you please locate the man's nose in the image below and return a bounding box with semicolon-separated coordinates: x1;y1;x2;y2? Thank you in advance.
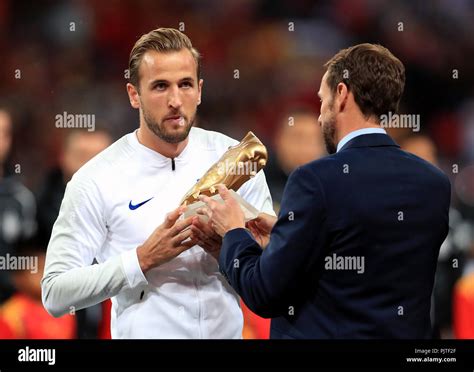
168;87;183;109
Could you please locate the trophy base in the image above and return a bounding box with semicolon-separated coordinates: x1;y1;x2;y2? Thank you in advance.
182;190;259;223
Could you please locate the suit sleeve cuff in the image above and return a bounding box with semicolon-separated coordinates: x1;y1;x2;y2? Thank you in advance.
223;227;254;245
219;228;255;272
120;248;148;288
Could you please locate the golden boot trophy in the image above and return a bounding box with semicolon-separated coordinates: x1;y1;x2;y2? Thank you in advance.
181;131;268;219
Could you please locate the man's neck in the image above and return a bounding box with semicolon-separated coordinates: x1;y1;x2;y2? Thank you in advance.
137;126;188;159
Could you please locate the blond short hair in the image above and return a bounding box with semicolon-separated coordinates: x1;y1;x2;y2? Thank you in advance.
128;28;201;90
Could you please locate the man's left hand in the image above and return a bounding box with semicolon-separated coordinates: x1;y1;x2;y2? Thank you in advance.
198;185;245;237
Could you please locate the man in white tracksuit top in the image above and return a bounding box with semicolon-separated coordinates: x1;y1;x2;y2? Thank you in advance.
41;28;274;339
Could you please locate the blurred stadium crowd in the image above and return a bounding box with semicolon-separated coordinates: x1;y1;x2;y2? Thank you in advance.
0;0;473;339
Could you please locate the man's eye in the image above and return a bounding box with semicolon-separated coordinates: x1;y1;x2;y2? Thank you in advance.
155;83;167;90
181;82;193;88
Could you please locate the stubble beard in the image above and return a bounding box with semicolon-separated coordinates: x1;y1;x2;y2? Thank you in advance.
142;104;195;144
322;102;337;155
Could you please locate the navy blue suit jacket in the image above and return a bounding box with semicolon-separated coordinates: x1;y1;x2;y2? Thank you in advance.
220;134;451;339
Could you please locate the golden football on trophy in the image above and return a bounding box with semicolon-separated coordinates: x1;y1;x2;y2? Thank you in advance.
181;131;268;205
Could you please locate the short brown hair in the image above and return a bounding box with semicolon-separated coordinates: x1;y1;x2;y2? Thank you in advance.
324;43;405;120
128;28;201;90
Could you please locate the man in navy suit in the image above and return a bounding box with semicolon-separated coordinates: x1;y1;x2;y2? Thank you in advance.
196;43;451;338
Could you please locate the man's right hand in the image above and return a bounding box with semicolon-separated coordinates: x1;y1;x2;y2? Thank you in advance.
137;206;198;273
245;213;277;249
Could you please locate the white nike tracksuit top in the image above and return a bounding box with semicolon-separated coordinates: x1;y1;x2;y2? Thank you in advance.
41;127;274;339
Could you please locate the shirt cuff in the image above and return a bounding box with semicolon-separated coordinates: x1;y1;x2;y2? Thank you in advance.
120;248;148;288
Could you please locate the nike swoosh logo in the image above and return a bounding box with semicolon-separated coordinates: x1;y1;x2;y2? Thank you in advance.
129;197;154;210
